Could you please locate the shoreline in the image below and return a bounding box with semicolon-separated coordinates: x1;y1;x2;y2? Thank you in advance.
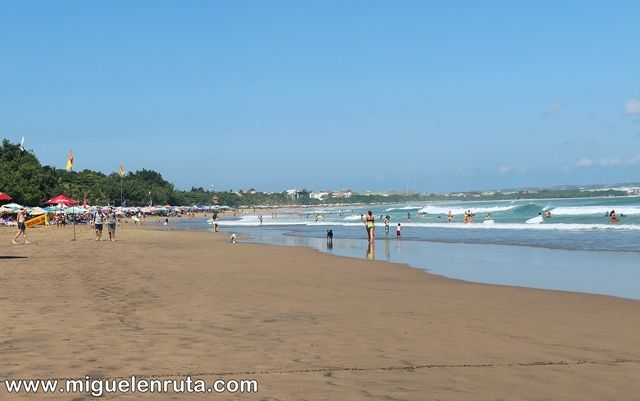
161;220;640;300
1;226;639;400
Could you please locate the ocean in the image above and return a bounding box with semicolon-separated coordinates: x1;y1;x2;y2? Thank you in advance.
168;196;640;300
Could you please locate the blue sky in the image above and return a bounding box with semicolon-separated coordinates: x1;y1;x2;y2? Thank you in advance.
1;1;639;192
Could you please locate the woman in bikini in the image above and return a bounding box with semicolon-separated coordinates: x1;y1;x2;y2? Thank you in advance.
365;210;375;242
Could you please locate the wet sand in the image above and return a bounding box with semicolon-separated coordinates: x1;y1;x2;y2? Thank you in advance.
1;224;639;400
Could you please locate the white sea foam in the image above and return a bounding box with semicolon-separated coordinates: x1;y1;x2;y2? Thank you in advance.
382;222;640;231
417;205;516;215
214;216;640;231
549;206;640;216
385;205;423;212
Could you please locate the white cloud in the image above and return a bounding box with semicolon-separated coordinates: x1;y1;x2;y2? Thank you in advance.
577;158;594;167
625;154;640;164
577;155;640;167
543;102;565;117
600;157;623;166
497;166;511;174
625;98;640;115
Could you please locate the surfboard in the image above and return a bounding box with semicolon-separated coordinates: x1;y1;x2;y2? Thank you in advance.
525;215;543;224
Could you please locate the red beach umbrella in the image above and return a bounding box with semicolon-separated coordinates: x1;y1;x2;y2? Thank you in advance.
44;194;78;205
0;192;12;201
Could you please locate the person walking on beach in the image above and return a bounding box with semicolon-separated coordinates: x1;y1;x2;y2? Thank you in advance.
396;223;402;238
212;211;219;232
93;208;104;241
383;215;390;236
12;207;30;244
365;210;375;242
107;210;117;241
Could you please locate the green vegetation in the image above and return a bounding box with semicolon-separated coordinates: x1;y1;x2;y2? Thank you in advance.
0;139;631;207
0;140;208;206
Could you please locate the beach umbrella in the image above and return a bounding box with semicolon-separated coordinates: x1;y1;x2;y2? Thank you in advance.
3;203;23;211
0;206;15;213
65;206;86;214
44;194;78;205
27;207;48;216
0;192;12;201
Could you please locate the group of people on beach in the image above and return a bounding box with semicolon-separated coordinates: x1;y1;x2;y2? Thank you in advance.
10;206;119;244
362;211;401;242
92;207;118;241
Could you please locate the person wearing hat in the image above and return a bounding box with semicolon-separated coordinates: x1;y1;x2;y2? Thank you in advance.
12;207;30;244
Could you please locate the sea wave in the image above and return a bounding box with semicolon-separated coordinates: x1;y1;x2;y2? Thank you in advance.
549;206;640;216
384;205;423;212
417;205;517;215
214;217;640;231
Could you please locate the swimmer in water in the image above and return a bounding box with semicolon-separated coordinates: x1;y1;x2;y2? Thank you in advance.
609;210;619;223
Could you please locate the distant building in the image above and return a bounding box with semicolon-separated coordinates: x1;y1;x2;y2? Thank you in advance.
332;190;354;198
285;189;300;200
310;191;330;200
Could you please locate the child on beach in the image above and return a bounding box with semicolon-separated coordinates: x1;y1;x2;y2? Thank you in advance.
396;223;401;238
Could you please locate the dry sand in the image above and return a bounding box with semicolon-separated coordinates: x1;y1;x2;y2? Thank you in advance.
0;224;639;400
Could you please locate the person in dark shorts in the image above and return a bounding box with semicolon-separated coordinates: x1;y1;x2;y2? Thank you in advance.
12;207;30;244
107;210;117;241
94;208;104;241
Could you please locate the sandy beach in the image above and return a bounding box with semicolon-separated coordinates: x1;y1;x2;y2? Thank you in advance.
1;224;639;400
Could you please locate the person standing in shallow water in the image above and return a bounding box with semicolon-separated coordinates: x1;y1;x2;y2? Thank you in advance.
365;210;375;242
383;215;390;236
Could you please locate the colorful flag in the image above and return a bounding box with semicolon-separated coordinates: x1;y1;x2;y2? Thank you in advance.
119;165;126;177
65;149;74;171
